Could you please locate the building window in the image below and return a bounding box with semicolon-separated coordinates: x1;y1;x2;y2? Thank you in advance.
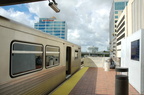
115;16;118;19
126;2;128;6
11;42;43;77
117;16;125;28
75;50;79;59
54;34;60;36
45;46;60;67
61;37;65;39
115;2;126;10
131;40;140;61
61;31;65;33
117;33;125;41
117;42;121;46
61;34;65;36
115;11;118;14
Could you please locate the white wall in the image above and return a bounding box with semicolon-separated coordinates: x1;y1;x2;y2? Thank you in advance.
121;29;144;94
141;29;144;93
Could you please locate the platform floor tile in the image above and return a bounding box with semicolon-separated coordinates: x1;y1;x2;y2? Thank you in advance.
69;67;141;95
51;67;141;95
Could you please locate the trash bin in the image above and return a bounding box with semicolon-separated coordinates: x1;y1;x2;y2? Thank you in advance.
115;67;128;95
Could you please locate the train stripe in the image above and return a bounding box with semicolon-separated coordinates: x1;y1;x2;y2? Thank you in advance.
51;67;89;95
0;66;65;95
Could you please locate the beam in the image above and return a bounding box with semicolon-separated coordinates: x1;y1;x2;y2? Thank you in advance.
0;0;46;6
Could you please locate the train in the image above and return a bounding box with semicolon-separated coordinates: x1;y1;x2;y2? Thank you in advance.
0;16;81;95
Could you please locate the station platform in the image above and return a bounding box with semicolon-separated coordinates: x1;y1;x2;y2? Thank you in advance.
50;67;140;95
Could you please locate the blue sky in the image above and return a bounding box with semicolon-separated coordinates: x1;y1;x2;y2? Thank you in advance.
1;4;37;20
2;4;29;12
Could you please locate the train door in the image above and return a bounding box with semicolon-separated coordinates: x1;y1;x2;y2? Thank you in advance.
66;47;71;76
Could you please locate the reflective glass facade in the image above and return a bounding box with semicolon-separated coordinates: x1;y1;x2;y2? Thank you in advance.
115;2;127;10
115;11;118;14
34;18;67;40
115;16;118;19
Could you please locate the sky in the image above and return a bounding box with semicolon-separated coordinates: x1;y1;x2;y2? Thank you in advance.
0;0;113;52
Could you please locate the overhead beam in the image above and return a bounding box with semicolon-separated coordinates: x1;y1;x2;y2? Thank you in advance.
0;0;46;6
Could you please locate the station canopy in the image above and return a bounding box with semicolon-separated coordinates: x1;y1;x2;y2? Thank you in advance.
0;0;46;6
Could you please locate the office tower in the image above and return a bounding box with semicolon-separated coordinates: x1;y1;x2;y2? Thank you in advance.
34;17;67;40
109;0;128;59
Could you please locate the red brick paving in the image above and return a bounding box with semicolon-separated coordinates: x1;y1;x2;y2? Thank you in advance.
69;67;141;95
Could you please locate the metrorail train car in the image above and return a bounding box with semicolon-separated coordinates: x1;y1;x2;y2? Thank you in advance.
0;16;81;95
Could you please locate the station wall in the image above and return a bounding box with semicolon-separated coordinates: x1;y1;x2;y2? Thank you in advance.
121;29;144;94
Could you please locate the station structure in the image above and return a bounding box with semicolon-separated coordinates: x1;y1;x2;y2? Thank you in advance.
109;0;144;94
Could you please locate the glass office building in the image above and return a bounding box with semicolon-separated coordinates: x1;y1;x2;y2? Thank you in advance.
34;17;67;40
115;2;128;10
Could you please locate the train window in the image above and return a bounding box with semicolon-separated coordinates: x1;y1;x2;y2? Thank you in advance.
75;50;78;59
11;42;43;77
13;43;42;51
45;46;60;68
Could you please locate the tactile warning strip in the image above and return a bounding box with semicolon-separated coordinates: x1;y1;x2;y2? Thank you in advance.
51;67;89;95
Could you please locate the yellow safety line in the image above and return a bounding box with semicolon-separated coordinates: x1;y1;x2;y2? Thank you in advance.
51;67;89;95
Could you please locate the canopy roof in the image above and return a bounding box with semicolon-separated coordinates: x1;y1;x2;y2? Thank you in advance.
0;0;46;6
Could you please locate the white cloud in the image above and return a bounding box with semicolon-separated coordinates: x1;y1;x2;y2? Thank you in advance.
0;0;113;52
28;0;113;51
0;7;38;27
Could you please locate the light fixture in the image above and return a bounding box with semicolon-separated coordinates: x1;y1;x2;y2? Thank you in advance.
48;0;60;13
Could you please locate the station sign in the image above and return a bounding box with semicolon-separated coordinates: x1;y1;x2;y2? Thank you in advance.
42;20;54;22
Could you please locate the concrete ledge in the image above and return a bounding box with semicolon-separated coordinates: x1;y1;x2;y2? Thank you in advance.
83;57;109;67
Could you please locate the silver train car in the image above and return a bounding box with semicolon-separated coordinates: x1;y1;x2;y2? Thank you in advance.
0;16;81;95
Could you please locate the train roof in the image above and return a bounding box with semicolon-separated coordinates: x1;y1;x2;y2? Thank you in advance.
0;15;80;48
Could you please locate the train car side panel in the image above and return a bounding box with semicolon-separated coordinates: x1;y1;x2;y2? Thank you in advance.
0;27;15;83
0;66;65;95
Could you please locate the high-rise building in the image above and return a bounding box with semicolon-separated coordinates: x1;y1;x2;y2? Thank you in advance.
109;0;144;94
109;0;128;61
34;17;67;40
